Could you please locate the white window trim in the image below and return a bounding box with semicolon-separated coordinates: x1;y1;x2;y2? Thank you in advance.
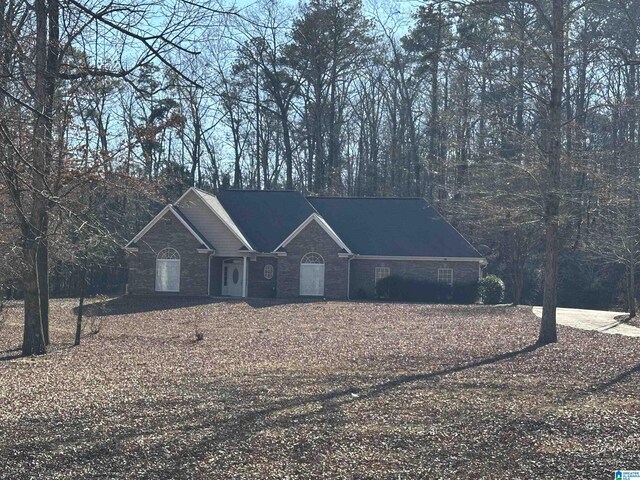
438;268;454;286
300;252;325;264
375;266;391;284
155;249;181;292
299;252;325;296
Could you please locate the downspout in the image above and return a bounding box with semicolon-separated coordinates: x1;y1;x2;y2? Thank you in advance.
242;256;248;298
208;253;215;296
347;255;354;300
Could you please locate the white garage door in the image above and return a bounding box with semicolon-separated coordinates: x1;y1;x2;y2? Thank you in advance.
300;252;324;296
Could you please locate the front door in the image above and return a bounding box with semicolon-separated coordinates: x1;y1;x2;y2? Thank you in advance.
222;259;244;297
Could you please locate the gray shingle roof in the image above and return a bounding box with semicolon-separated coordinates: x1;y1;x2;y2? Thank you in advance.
307;197;482;258
211;190;481;258
216;190;316;252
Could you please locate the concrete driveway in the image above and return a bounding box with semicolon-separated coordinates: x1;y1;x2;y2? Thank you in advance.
532;307;640;337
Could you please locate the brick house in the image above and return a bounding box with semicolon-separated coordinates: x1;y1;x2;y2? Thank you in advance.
125;188;486;299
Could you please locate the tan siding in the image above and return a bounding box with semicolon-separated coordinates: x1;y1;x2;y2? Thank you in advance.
175;190;244;256
196;191;253;248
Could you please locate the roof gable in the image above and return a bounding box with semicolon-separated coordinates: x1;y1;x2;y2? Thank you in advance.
125;205;214;251
307;197;482;258
216;190;316;252
274;213;352;253
175;188;254;254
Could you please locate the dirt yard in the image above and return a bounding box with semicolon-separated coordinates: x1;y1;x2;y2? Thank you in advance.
0;297;638;479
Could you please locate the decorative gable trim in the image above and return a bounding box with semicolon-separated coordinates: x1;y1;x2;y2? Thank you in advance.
124;205;214;252
177;187;255;252
273;213;352;254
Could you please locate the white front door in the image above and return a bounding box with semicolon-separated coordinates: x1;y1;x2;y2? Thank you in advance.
222;259;244;297
300;264;325;296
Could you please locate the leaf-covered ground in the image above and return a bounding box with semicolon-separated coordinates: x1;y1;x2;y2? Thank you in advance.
0;297;638;479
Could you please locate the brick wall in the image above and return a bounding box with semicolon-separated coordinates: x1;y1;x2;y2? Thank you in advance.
350;259;481;298
127;213;209;296
276;221;348;299
248;257;277;298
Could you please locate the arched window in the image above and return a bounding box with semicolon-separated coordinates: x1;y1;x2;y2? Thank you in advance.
300;252;324;296
156;248;180;292
301;252;324;265
157;248;180;260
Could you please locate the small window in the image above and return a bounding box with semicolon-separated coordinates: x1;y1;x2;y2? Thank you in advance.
438;268;453;286
375;266;390;284
264;264;274;279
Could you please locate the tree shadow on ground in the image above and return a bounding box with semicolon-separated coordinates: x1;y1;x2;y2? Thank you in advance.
80;295;333;317
0;348;22;362
80;295;519;318
561;360;640;405
1;341;544;478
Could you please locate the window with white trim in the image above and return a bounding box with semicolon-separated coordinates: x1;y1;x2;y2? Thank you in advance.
438;268;453;286
156;248;180;292
264;264;274;279
300;252;325;296
301;252;324;264
375;266;391;284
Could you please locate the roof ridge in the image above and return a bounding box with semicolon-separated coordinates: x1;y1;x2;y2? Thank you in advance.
308;196;426;200
220;189;300;193
192;186;215;197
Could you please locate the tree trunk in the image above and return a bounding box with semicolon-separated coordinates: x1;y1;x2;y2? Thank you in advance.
22;238;46;356
282;116;293;189
538;0;564;345
428;56;439;200
512;253;524;307
22;0;51;356
74;267;87;346
74;294;84;346
38;230;49;345
38;0;58;347
629;262;637;318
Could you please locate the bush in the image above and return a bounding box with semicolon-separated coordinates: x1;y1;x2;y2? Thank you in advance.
353;287;369;300
376;275;478;304
479;275;505;304
452;282;480;304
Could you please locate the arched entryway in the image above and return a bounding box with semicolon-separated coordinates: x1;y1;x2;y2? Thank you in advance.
300;252;324;296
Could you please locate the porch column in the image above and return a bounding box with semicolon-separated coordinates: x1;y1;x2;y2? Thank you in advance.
242;256;248;298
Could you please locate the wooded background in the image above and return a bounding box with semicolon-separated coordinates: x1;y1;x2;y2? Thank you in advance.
0;0;638;330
